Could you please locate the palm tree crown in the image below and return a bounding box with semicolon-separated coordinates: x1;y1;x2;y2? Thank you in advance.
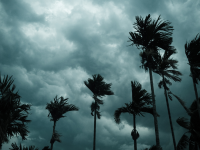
185;33;200;84
114;81;159;124
46;96;79;122
128;14;175;71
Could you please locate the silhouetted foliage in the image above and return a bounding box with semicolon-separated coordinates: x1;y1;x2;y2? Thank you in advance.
0;73;31;149
84;74;114;150
46;95;79;150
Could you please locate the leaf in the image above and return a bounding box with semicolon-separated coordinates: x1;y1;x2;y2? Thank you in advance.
176;117;191;130
177;134;189;150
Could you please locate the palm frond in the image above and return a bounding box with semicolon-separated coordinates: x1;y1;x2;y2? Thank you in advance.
169;92;192;116
50;130;62;144
114;107;129;124
177;134;190;150
140;106;160;117
96;110;101;119
189;134;196;150
176;117;191;130
92;95;104;105
189;99;199;113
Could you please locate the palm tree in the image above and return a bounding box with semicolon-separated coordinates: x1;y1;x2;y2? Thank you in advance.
128;14;175;150
175;99;200;150
114;81;160;150
46;95;79;150
153;49;182;150
84;74;114;150
185;33;200;120
0;74;32;150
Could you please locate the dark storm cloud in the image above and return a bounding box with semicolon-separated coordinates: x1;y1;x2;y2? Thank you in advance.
1;0;200;150
0;0;44;23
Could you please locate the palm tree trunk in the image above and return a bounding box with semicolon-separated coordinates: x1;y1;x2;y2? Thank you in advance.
133;113;137;150
162;75;176;150
50;121;56;150
93;101;97;150
149;67;161;150
191;68;200;121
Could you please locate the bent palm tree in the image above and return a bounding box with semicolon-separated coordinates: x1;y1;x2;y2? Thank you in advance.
153;49;182;150
128;14;175;150
0;74;31;150
114;81;160;150
46;96;79;150
84;74;114;150
185;33;200;120
175;99;200;150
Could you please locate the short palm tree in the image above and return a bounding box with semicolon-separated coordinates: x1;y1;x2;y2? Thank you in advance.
185;33;200;120
0;74;31;150
153;49;182;150
46;95;79;150
114;81;160;150
84;74;114;150
175;99;200;150
128;14;175;150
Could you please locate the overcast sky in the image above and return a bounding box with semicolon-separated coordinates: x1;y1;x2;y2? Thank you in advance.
1;0;200;150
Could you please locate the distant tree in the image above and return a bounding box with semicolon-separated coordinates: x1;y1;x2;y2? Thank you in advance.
128;14;175;150
114;81;159;150
84;74;114;150
46;95;79;150
185;33;200;120
9;142;51;150
9;142;39;150
153;49;182;150
0;74;31;150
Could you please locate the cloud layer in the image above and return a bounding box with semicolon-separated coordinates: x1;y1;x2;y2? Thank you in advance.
1;0;200;150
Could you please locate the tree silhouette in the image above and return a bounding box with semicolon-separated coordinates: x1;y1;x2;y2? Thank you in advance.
153;49;182;150
128;14;175;150
46;95;79;150
84;74;114;150
185;33;200;121
0;74;31;150
114;81;159;150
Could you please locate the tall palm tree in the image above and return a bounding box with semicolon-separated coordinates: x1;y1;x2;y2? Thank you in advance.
128;14;175;150
153;49;182;150
175;99;200;150
114;81;160;150
46;95;79;150
84;74;114;150
0;74;32;150
185;33;200;120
